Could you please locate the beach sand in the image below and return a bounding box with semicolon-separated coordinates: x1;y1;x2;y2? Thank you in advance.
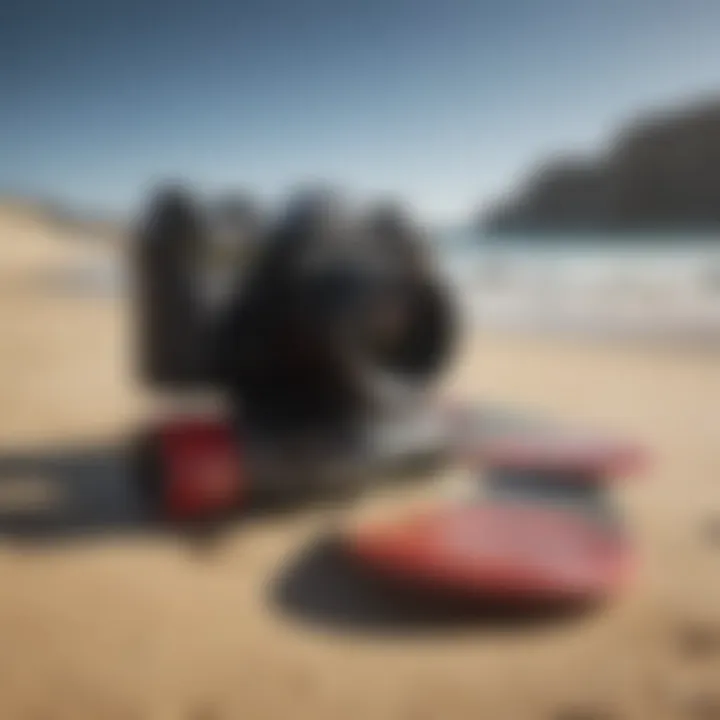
0;209;718;719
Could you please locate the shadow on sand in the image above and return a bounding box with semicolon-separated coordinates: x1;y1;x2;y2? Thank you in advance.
0;440;242;546
0;400;556;544
0;441;596;636
0;442;148;542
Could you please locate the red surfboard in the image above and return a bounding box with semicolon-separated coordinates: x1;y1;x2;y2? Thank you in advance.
475;436;646;478
442;401;646;479
346;408;644;605
346;501;632;604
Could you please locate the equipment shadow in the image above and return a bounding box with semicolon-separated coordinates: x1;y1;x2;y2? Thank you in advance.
0;440;403;546
0;443;597;636
0;439;308;547
0;400;557;544
270;533;597;637
0;439;437;546
0;442;152;543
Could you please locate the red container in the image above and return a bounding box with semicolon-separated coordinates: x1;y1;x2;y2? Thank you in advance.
157;417;245;520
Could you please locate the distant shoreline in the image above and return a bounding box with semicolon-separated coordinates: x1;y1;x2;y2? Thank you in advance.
476;230;720;243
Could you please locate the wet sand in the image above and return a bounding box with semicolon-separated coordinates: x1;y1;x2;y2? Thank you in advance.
0;208;718;719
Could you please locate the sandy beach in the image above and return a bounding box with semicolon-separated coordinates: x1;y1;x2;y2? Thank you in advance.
0;206;718;719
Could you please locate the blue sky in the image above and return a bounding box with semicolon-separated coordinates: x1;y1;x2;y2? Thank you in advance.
1;0;720;221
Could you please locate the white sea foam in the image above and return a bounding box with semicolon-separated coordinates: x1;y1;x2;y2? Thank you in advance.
438;233;720;342
56;230;720;343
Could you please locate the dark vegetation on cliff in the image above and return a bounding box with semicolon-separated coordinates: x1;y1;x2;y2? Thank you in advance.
481;98;720;235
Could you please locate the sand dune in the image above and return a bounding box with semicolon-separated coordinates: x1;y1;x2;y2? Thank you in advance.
0;207;718;719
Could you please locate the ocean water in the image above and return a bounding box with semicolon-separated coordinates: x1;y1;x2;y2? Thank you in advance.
56;229;720;341
436;231;720;340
